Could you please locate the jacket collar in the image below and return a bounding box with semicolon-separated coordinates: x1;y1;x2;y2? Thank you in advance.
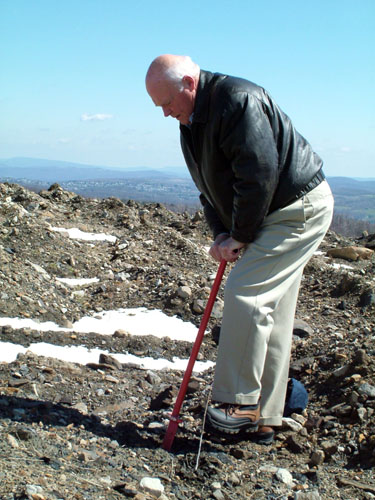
192;69;215;124
181;70;224;128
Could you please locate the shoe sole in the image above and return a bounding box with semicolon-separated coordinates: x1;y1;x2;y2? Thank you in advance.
207;415;259;435
207;419;274;444
250;432;275;445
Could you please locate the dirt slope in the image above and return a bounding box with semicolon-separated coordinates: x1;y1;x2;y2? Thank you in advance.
0;182;374;500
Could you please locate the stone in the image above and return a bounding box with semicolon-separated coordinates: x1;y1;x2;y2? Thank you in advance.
287;435;305;454
78;450;94;462
332;364;350;378
294;491;321;499
192;299;205;314
139;477;164;498
25;485;44;500
61;319;73;328
72;403;88;415
291;413;307;426
275;468;294;486
113;329;129;338
352;349;370;366
358;383;375;398
211;299;224;319
212;490;225;500
6;433;19;448
282;417;303;432
320;440;338;456
211;481;221;490
310;449;325;466
98;354;122;370
293;319;314;338
14;427;35;441
327;246;374;261
177;285;192;299
146;370;162;386
186;380;200;394
230;447;247;459
148;422;164;430
228;472;241;485
357;407;367;421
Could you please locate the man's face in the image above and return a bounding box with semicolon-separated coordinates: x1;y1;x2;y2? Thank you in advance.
147;78;196;125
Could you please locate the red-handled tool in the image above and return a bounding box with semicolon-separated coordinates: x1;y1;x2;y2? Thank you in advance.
162;259;227;451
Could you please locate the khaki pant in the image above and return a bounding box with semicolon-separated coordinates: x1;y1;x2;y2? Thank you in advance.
212;180;334;426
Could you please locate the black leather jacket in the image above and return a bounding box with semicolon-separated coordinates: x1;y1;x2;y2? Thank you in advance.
180;70;325;243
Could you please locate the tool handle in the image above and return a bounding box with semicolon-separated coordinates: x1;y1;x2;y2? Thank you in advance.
162;259;227;450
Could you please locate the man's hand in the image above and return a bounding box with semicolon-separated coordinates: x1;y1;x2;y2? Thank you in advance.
209;234;245;262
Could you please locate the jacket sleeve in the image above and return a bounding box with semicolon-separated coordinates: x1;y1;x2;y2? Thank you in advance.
219;92;279;243
199;193;228;238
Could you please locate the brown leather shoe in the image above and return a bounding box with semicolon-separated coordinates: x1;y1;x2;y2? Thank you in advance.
207;403;260;434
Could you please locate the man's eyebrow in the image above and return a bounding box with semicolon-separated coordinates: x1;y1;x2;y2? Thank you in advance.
153;98;170;107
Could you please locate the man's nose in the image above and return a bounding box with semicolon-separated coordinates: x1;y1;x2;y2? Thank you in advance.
162;106;171;117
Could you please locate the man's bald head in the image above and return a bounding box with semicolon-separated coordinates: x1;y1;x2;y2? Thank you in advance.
146;54;200;90
145;54;200;125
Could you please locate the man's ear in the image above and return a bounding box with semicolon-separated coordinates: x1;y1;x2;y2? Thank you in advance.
182;75;195;91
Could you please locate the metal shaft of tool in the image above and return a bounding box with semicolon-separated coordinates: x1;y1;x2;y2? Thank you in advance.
162;259;227;451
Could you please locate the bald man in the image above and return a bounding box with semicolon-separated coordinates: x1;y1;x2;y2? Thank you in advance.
146;55;333;444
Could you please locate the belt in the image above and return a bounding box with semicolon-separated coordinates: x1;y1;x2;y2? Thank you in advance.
283;169;326;208
297;169;326;198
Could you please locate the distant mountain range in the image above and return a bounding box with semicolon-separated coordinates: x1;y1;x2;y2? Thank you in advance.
1;157;374;221
0;157;191;182
327;176;375;193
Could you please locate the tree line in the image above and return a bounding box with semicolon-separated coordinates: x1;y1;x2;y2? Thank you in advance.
330;212;375;238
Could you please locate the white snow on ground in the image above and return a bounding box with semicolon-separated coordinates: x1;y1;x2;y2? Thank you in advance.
56;277;100;286
49;226;117;243
0;308;199;342
0;317;69;333
1;227;211;370
0;308;214;372
0;341;214;373
329;263;354;270
314;251;354;271
72;308;199;341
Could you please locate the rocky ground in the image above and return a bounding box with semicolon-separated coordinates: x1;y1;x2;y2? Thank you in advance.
0;181;374;500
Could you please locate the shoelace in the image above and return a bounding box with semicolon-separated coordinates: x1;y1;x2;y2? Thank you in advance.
223;404;241;416
221;404;258;416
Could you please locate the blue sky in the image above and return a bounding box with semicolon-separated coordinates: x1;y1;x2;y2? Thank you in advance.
1;0;374;177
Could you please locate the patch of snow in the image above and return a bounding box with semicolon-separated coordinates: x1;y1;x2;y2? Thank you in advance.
0;317;69;333
0;341;214;373
50;226;117;243
73;308;199;341
329;263;354;270
0;308;200;342
56;277;100;287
